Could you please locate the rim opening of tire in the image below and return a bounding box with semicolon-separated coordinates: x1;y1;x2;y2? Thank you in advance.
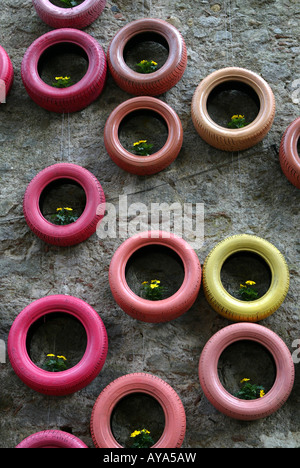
207;80;260;128
123;32;169;72
220;251;272;301
50;0;85;7
118;109;169;157
38;42;89;87
26;312;88;370
217;339;276;398
39;178;87;225
110;392;165;448
125;244;185;300
297;135;300;159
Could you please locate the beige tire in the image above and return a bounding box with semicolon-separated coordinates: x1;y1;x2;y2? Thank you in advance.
203;234;289;322
191;67;276;151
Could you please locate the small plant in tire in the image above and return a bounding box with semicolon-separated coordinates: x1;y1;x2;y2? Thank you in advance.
57;0;79;7
51;207;79;225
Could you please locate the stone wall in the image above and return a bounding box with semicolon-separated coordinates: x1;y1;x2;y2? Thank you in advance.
0;0;299;448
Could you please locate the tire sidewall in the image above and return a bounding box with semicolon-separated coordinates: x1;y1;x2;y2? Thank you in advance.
104;96;183;175
279;117;300;188
0;45;14;99
191;67;275;151
8;295;108;395
16;430;88;448
23;163;105;246
203;234;289;321
109;231;201;322
198;322;295;420
90;373;186;448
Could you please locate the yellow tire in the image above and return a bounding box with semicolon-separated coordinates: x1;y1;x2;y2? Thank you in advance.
203;234;289;322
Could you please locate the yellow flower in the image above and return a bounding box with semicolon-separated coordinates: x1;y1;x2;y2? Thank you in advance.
151;279;160;284
47;354;55;357
133;140;147;146
130;430;141;438
57;355;67;360
240;284;246;288
55;77;63;80
142;281;148;284
151;61;157;65
240;378;250;383
56;207;63;211
231;115;238;119
141;429;150;434
150;283;158;289
260;389;265;397
140;60;147;64
238;115;244;118
245;280;256;285
63;207;73;211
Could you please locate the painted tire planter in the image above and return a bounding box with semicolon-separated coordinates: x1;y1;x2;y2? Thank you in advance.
8;295;108;396
203;234;289;322
104;96;183;175
191;67;276;151
279;117;300;189
90;373;186;448
21;28;107;113
32;0;106;30
16;430;88;448
109;231;201;323
107;18;187;96
23;163;105;247
0;45;14;102
198;322;295;420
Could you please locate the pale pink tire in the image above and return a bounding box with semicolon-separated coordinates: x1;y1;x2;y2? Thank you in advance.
198;322;295;420
104;96;183;175
8;295;108;396
109;231;201;323
0;45;14;102
107;18;187;96
279;117;300;189
90;373;186;448
16;430;88;448
21;28;107;113
32;0;106;30
23;163;105;247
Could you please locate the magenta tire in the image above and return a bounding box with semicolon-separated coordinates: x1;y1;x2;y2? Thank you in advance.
279;117;300;189
0;45;14;102
109;231;201;323
90;373;186;448
198;323;295;420
23;163;105;246
8;295;108;396
104;96;183;175
16;430;88;448
21;28;107;113
32;0;106;30
107;18;187;96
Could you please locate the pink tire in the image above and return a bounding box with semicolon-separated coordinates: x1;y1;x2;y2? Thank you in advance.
0;45;14;102
23;163;105;246
279;117;300;189
21;28;107;113
109;231;201;323
90;373;186;448
104;96;183;175
198;323;295;420
107;18;187;96
8;295;108;396
32;0;106;30
16;430;88;448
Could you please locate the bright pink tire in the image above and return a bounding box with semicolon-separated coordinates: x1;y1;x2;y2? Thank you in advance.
8;295;108;396
90;373;186;448
109;231;201;322
279;117;300;189
104;96;183;175
21;28;107;113
32;0;106;30
198;323;295;420
16;430;88;448
23;163;105;246
0;45;14;102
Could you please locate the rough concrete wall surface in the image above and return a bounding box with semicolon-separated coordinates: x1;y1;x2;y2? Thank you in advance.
0;0;300;449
